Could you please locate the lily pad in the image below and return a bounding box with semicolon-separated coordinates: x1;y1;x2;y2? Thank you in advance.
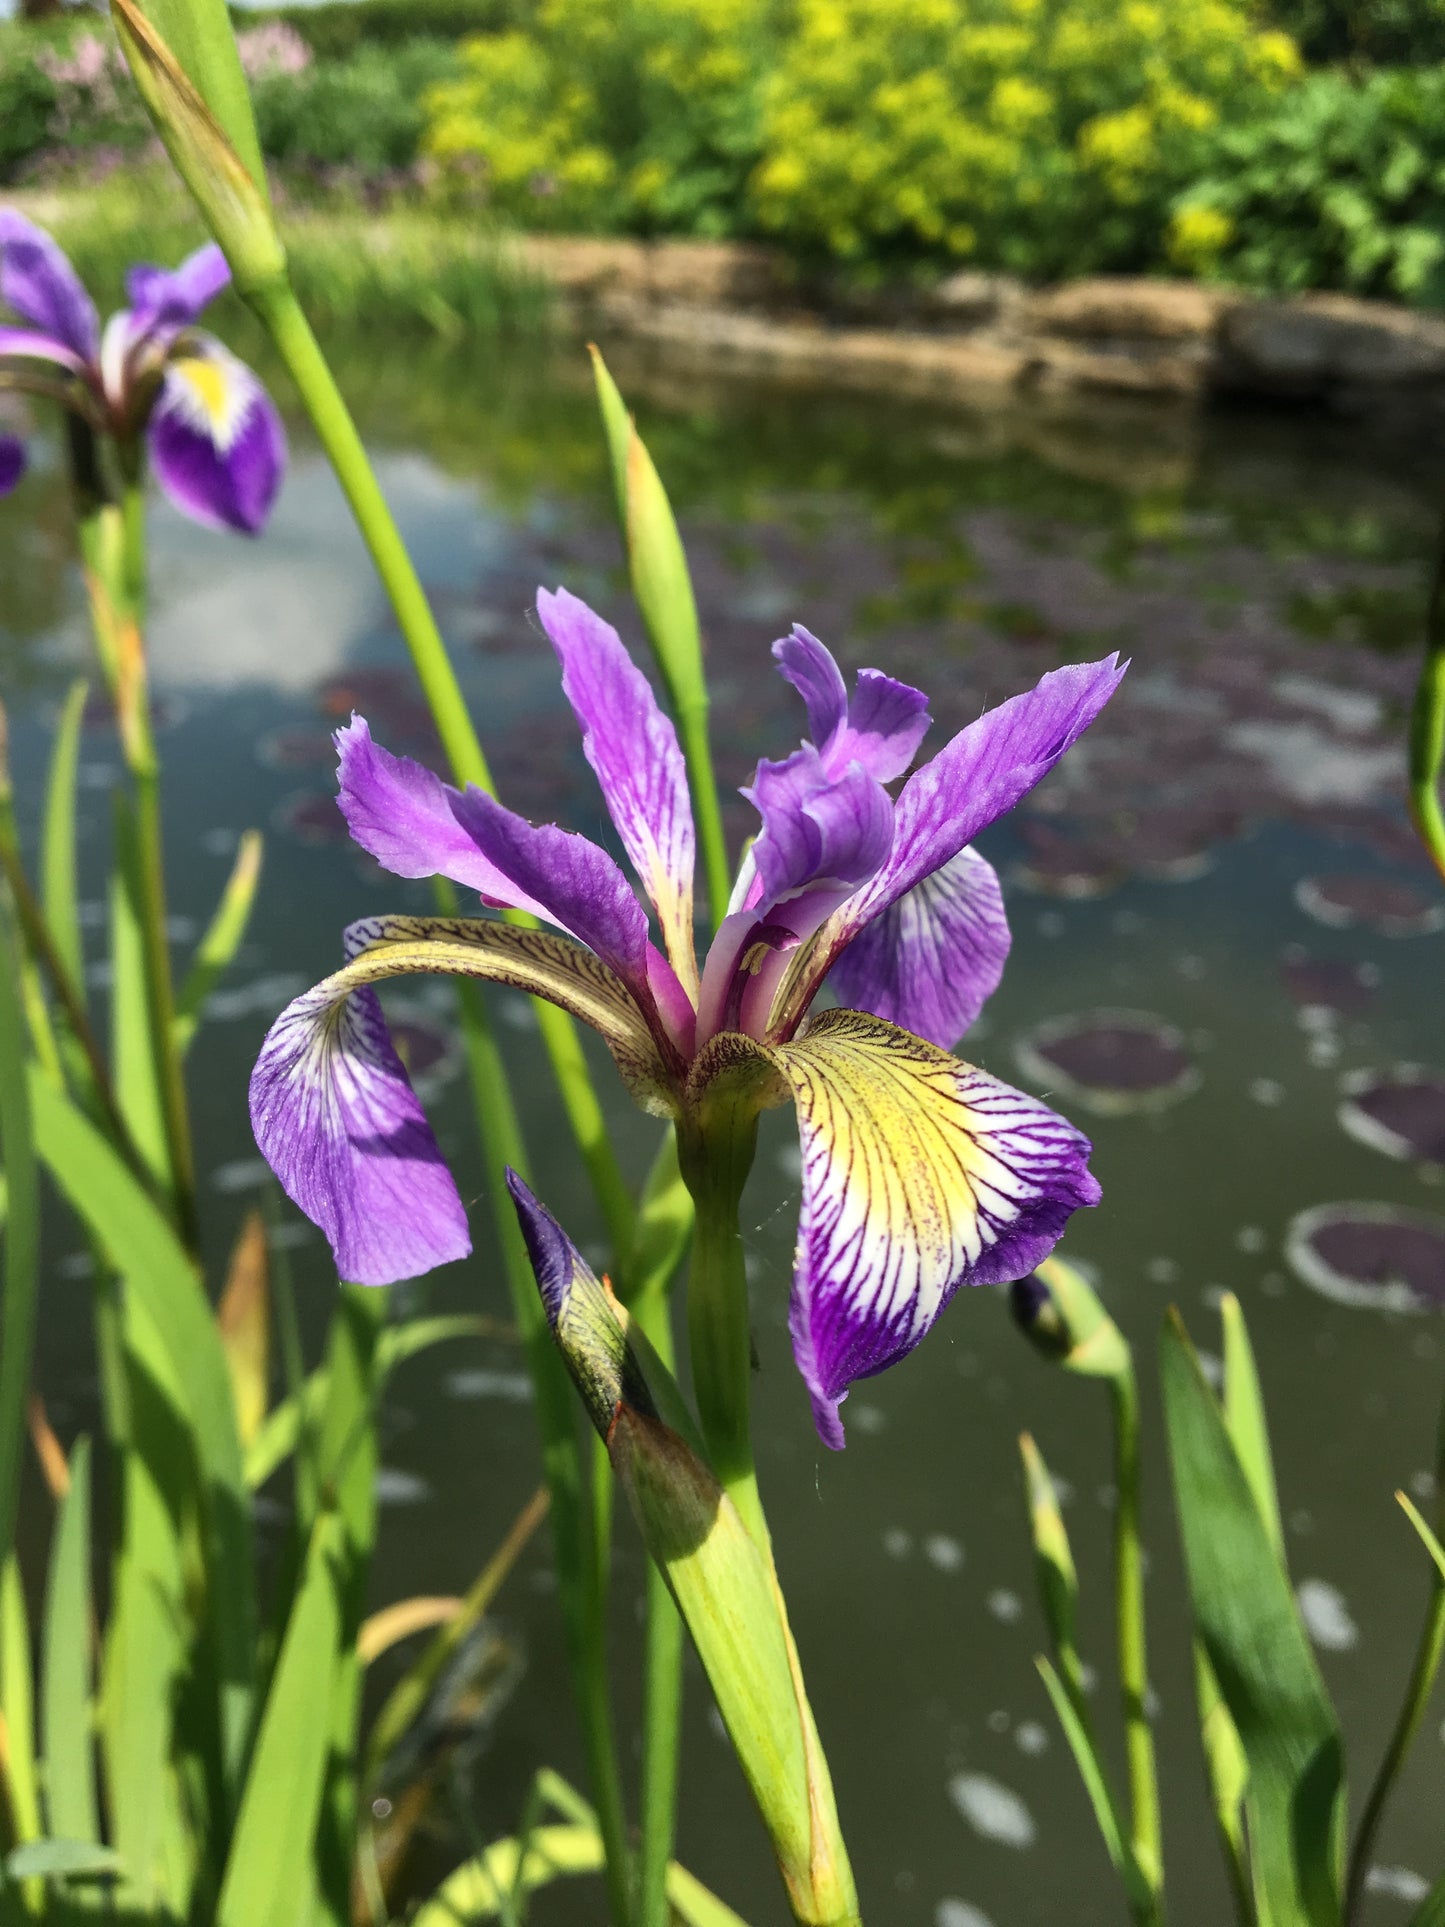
274;790;348;847
1295;874;1445;938
1339;1067;1445;1166
1279;948;1377;1017
1285;1201;1445;1311
1014;1010;1199;1115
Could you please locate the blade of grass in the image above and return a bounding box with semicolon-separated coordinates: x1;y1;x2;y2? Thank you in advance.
41;1437;99;1849
215;1510;345;1927
173;830;263;1056
365;1485;549;1782
1161;1310;1345;1927
0;905;40;1581
216;1208;269;1452
1;1555;42;1864
110;802;171;1191
40;682;89;1000
28;1073;255;1807
1220;1293;1284;1558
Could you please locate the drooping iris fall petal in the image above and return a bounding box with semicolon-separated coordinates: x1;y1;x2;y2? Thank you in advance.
147;338;286;535
0;209;98;363
827;846;1010;1049
538;585;698;999
0;434;24;497
249;974;471;1288
251;913;678;1286
767;1008;1100;1447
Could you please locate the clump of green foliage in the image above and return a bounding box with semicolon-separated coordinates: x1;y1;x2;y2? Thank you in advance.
419;0;1300;275
1262;0;1445;63
251;39;460;174
1170;64;1445;302
749;0;1300;274
234;0;516;61
423;0;782;236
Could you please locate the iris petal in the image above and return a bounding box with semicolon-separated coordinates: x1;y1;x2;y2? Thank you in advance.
250;914;678;1285
768;654;1125;1038
0;211;99;363
0;323;89;377
335;716;674;1023
769;1008;1100;1447
537;586;698;999
774;625;930;782
0;434;24;497
126;243;230;331
147;338;286;534
249;976;470;1288
826;847;1010;1048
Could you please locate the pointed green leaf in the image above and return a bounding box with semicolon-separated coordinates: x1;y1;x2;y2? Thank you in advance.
0;904;39;1578
111;0;270;213
1221;1293;1284;1559
1161;1311;1345;1927
110;804;170;1189
216;1510;344;1927
1018;1432;1088;1703
0;1554;41;1853
589;344;632;533
174;830;263;1056
41;681;89;999
28;1073;256;1794
1036;1656;1150;1910
4;1840;121;1882
42;1436;99;1847
1398;1490;1445;1583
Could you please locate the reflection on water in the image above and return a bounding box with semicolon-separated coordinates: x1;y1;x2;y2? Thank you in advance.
5;334;1445;1925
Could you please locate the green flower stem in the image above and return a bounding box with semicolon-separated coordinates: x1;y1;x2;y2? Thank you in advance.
246;280;634;1254
678;1104;767;1552
1344;1393;1445;1926
437;879;633;1926
1410;505;1445;883
630;1284;684;1927
677;704;731;934
1111;1364;1162;1903
74;483;199;1249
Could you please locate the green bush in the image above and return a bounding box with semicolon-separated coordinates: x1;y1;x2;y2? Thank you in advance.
234;0;519;61
750;0;1301;276
1170;64;1445;302
1261;0;1445;64
252;39;460;172
422;0;781;235
0;38;57;178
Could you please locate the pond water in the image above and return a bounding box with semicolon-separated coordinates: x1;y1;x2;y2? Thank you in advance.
4;330;1445;1926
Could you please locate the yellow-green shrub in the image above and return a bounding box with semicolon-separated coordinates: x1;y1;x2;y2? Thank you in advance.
422;0;780;233
751;0;1299;273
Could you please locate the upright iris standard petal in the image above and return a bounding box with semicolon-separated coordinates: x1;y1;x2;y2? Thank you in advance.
537;587;698;993
147;337;286;535
768;654;1126;1037
774;626;931;782
0;435;24;497
767;1008;1100;1447
0;210;99;363
745;746;893;915
334;715;673;1022
126;242;230;330
249;976;471;1288
827;847;1010;1049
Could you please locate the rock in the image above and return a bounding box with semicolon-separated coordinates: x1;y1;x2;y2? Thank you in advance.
520;236;788;308
926;270;1027;330
1220;292;1445;391
1026;341;1210;397
1025;277;1234;342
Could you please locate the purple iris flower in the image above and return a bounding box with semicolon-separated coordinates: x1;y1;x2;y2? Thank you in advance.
0;210;285;533
250;589;1125;1445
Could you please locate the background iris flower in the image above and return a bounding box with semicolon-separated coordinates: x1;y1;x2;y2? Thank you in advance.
0;209;285;533
250;589;1125;1443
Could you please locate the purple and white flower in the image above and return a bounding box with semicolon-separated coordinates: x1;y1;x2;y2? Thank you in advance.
250;589;1125;1444
0;210;285;533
